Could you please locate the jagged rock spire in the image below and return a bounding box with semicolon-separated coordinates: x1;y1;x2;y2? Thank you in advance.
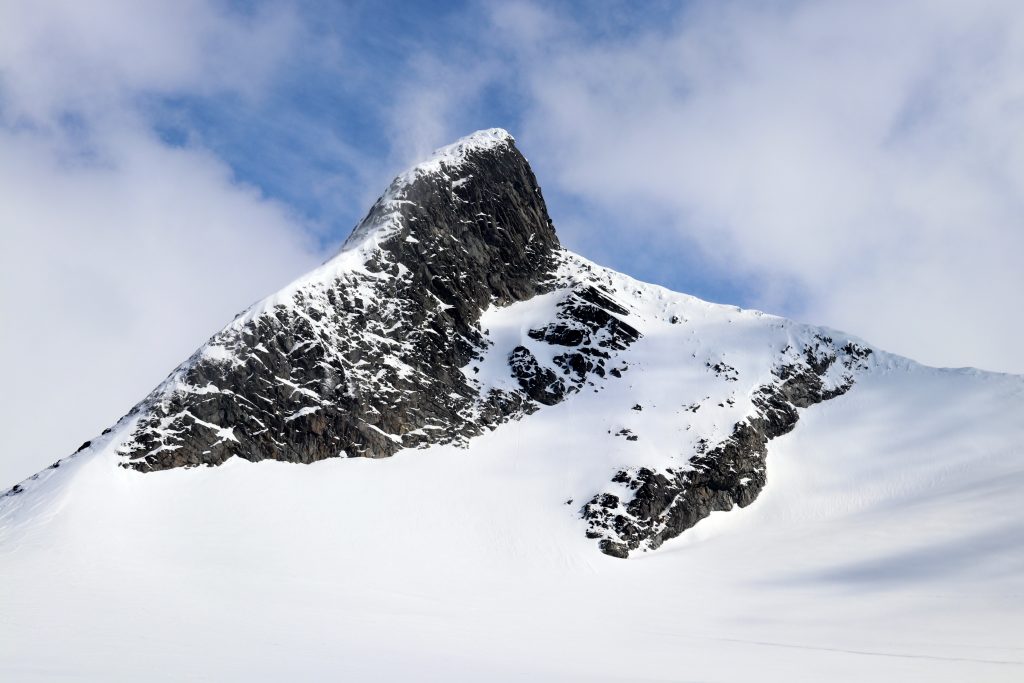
118;130;562;471
355;128;560;308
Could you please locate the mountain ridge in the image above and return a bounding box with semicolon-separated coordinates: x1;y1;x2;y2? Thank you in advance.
0;129;1015;561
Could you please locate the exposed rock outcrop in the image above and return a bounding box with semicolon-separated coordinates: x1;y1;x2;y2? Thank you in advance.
121;133;556;470
582;336;872;557
117;131;639;472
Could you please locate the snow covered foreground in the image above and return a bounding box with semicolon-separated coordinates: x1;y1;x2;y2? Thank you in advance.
2;307;1022;680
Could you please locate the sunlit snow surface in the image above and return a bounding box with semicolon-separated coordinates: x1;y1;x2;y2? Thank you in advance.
2;275;1023;680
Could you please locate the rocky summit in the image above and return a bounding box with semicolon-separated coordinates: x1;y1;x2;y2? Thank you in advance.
117;129;565;472
9;129;875;557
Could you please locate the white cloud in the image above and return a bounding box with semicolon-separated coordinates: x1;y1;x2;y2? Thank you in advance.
0;0;298;121
0;1;322;486
383;51;502;172
496;0;1024;373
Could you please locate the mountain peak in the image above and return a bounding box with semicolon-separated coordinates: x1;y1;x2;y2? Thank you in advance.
340;127;524;254
2;128;878;559
0;129;881;557
339;127;559;301
396;127;515;183
3;126;1022;680
92;129;564;472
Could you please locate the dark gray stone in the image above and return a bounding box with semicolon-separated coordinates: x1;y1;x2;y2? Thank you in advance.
582;337;873;557
120;137;565;471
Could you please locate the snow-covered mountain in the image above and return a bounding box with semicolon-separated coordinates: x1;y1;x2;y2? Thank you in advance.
2;130;1022;681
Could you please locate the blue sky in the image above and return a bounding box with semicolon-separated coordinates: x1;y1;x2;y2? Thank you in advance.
2;0;1023;485
143;1;742;302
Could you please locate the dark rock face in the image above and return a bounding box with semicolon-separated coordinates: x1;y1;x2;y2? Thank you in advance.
509;346;566;405
530;285;640;385
582;336;872;558
119;134;571;471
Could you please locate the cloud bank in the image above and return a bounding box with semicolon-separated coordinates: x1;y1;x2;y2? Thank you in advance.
0;0;323;485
